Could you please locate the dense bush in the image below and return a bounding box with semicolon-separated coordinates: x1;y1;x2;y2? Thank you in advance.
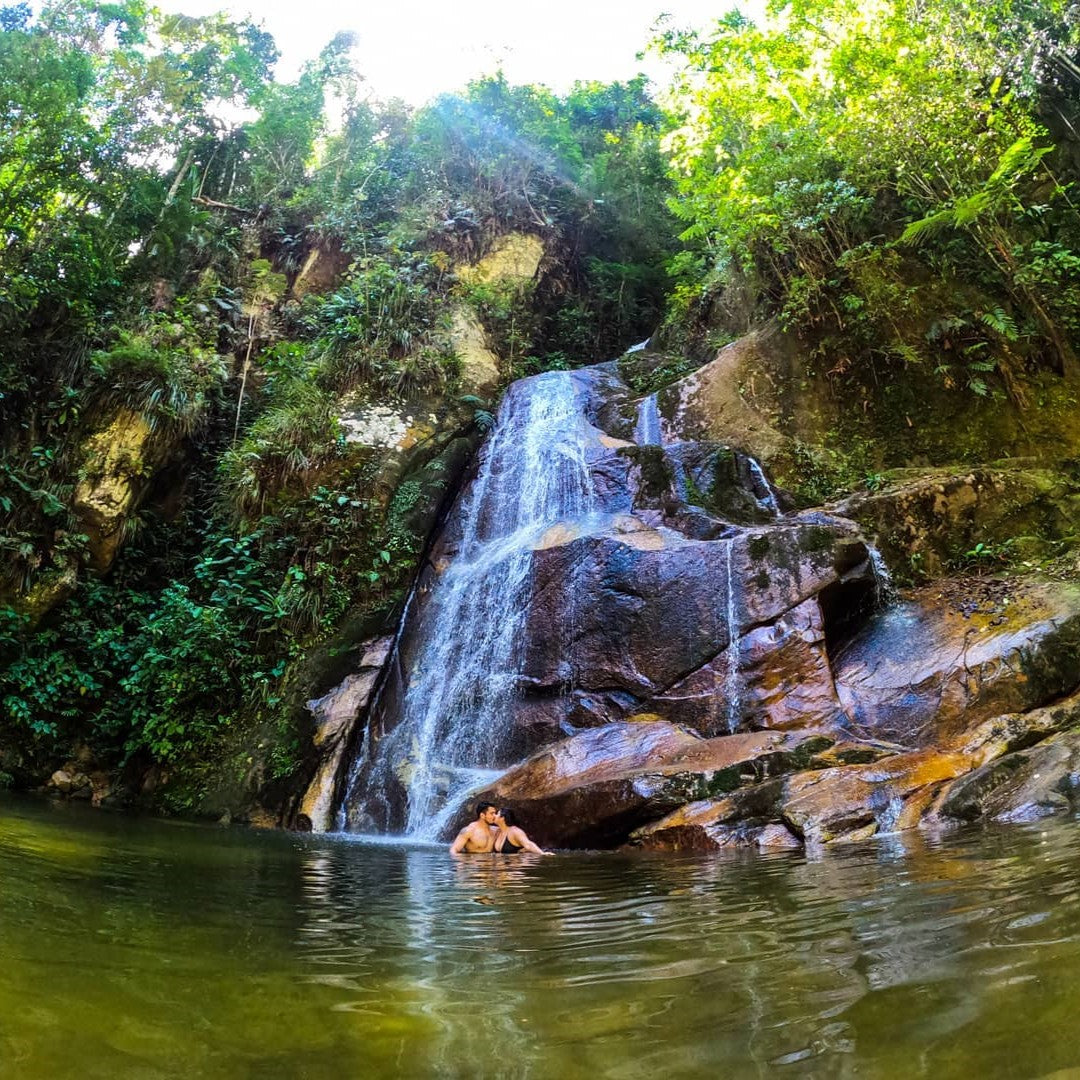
655;0;1080;394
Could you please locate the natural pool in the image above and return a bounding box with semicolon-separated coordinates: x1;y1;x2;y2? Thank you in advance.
3;795;1080;1078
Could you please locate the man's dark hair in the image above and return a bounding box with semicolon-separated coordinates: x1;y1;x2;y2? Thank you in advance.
476;801;496;817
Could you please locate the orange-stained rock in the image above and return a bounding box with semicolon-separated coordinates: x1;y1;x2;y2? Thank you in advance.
653;598;845;734
779;749;976;845
299;637;392;832
459;721;835;848
957;688;1080;763
631;748;978;850
834;579;1080;748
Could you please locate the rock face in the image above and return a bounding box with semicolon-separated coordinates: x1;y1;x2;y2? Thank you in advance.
461;720;838;848
299;637;392;832
831;465;1080;579
331;337;1080;851
834;580;1080;747
73;409;172;572
450;232;545;394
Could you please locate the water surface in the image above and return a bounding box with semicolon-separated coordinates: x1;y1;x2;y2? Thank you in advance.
3;795;1080;1078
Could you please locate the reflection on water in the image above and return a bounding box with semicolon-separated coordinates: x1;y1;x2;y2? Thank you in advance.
3;795;1080;1077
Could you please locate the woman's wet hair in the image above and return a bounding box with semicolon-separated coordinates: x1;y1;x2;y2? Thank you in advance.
499;808;518;827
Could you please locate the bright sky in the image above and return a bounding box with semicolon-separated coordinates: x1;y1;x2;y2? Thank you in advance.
156;0;745;103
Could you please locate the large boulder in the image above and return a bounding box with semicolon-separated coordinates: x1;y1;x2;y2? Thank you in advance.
522;512;873;705
831;464;1080;579
656;333;789;465
463;720;837;848
834;579;1080;748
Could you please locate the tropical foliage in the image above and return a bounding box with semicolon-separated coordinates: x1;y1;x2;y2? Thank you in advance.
0;0;679;795
655;0;1080;395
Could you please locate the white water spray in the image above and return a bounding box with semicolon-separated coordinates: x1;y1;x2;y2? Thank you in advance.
343;371;598;839
746;457;781;516
724;539;741;733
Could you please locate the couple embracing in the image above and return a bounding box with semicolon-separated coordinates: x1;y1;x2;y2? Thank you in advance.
449;802;549;855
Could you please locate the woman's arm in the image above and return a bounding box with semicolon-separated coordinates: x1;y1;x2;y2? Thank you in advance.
511;827;548;855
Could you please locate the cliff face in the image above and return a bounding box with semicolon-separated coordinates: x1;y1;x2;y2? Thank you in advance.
300;325;1080;850
10;235;1080;838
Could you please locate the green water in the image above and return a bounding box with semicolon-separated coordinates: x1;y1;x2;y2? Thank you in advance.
3;797;1080;1078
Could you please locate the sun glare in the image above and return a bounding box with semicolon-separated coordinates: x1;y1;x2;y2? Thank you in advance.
154;0;755;102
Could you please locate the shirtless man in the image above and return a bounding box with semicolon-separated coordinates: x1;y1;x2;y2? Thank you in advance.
449;802;499;854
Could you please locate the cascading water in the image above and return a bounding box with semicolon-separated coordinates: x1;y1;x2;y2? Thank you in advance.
868;547;897;609
341;370;598;840
723;539;742;732
634;394;661;447
746;457;781;516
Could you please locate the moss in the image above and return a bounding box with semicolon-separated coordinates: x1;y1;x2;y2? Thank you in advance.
617;350;700;395
788;735;836;769
798;525;837;554
702;766;745;797
618;445;674;503
753;569;771;590
748;536;770;560
683;470;707;508
1018;608;1080;705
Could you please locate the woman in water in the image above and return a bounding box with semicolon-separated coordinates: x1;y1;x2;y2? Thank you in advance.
494;808;549;855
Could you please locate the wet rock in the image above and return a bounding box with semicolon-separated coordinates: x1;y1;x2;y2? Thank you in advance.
833;579;1080;748
523;512;872;701
779;749;976;844
934;692;1080;823
959;690;1080;762
632;748;976;850
832;464;1080;579
936;730;1080;824
49;769;92;798
651;598;845;735
299;636;393;832
464;721;835;848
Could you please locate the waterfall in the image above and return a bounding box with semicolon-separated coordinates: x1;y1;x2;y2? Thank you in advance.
868;547;896;609
746;457;781;516
342;370;597;839
723;539;741;732
634;394;661;447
